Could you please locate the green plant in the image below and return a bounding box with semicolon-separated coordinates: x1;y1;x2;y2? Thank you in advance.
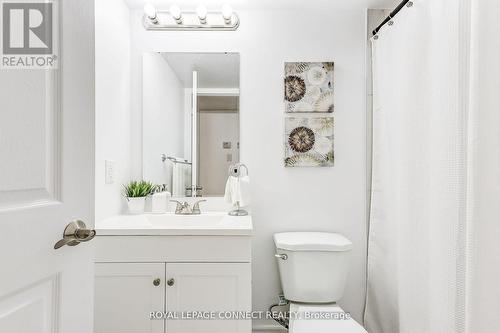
123;181;155;198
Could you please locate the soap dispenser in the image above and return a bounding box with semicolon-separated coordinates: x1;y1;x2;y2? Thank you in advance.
151;184;171;214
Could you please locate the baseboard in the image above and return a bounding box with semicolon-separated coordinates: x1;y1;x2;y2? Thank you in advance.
253;319;287;333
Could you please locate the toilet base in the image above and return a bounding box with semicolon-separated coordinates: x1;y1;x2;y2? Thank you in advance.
288;303;367;333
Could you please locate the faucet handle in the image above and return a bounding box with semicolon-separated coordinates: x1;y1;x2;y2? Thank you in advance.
192;199;206;214
192;199;206;208
170;200;184;214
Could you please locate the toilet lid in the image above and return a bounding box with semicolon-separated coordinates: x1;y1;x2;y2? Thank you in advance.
274;232;353;252
289;303;367;333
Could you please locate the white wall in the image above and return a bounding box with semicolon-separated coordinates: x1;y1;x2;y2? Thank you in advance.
129;8;368;324
95;0;131;221
142;53;185;190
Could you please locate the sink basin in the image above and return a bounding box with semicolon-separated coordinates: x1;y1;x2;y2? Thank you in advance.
96;212;252;236
147;213;225;227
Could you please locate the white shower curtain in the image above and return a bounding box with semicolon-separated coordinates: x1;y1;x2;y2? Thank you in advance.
365;1;467;333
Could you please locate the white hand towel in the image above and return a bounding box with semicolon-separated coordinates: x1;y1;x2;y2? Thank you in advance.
224;176;237;204
172;160;191;196
236;176;251;207
224;175;251;207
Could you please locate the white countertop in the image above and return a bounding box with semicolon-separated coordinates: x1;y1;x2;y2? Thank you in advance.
96;212;253;236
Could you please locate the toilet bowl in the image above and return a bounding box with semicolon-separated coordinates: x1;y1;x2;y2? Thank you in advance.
273;232;367;333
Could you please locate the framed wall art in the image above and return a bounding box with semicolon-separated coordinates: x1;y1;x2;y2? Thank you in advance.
284;62;334;113
284;116;334;167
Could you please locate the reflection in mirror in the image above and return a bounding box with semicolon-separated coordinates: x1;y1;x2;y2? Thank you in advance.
142;52;240;197
198;95;239;196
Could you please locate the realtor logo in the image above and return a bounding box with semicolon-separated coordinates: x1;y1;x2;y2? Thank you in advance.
1;1;57;69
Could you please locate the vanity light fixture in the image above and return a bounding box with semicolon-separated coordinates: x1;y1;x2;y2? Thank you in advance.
169;4;183;24
196;5;208;24
142;4;240;31
143;3;158;24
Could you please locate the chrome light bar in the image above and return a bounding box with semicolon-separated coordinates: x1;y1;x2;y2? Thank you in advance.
143;6;240;31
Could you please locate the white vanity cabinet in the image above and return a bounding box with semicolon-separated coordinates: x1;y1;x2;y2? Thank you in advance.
94;263;165;333
165;263;251;333
93;217;253;333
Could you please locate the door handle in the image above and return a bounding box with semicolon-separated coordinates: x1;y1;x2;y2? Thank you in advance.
54;220;96;249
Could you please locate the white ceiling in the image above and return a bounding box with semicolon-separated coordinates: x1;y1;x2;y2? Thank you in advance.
161;52;239;89
124;0;400;10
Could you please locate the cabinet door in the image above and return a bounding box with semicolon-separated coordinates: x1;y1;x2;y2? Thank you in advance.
94;263;165;333
166;263;251;333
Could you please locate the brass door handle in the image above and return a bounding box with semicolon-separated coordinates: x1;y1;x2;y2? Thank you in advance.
54;220;96;249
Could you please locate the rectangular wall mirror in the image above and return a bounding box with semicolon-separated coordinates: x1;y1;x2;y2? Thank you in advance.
142;52;240;197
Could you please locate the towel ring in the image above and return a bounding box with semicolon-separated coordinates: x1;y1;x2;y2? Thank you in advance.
228;163;248;178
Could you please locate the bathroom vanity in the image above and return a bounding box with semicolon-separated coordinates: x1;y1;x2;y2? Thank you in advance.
93;213;252;333
93;51;247;333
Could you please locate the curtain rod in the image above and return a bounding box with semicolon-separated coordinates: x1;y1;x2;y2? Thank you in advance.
372;0;412;36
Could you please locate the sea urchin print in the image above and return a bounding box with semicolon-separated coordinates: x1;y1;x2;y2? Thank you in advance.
285;62;311;75
284;61;334;113
285;153;325;167
288;126;315;153
322;62;334;72
284;75;306;102
307;66;327;85
314;90;334;112
285;117;334;167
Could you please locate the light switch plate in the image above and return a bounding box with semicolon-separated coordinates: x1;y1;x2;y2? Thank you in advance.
105;160;115;184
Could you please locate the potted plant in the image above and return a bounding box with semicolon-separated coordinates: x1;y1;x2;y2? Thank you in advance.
123;181;155;214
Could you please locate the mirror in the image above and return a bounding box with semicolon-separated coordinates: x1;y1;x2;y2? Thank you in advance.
142;52;240;197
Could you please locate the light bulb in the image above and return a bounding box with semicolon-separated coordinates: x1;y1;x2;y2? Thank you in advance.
144;4;156;18
196;5;208;23
221;4;233;24
144;4;158;24
169;4;182;22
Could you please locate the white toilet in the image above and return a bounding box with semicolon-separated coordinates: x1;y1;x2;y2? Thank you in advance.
273;232;367;333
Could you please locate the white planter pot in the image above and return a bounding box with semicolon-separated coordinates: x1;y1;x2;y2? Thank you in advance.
126;197;146;214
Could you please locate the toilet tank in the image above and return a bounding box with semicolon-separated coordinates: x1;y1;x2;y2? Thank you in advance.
273;232;353;303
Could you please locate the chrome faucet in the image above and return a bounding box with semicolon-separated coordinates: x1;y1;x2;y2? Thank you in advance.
171;200;206;215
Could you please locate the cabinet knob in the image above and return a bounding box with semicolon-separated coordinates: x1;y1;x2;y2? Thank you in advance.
167;278;175;286
153;278;161;286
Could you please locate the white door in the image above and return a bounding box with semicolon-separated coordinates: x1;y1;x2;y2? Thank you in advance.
166;263;251;333
94;263;165;333
0;0;95;332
